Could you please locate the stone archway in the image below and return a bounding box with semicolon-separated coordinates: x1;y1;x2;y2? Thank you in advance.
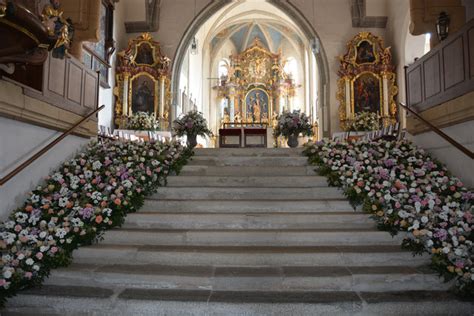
170;0;332;137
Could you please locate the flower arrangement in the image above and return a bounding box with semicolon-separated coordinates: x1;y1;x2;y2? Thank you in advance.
303;138;473;296
0;138;192;306
273;110;313;137
173;110;212;137
347;111;379;131
125;112;160;131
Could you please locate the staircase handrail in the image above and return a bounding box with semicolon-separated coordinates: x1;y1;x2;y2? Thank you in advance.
0;104;105;186
399;102;473;159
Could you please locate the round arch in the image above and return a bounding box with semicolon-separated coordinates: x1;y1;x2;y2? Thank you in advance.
171;0;332;137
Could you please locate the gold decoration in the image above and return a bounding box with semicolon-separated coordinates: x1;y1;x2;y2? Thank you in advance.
337;32;398;130
213;37;296;129
114;33;172;129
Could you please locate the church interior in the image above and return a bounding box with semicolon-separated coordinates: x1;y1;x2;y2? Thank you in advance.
0;0;473;314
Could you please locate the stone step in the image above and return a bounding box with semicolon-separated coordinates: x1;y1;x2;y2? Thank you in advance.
180;165;318;176
7;287;473;316
150;187;344;200
140;200;354;213
73;244;429;267
193;148;304;157
188;156;309;166
100;228;404;246
42;263;449;293
166;175;329;187
122;212;377;230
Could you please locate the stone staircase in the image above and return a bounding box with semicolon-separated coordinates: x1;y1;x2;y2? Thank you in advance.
4;148;473;315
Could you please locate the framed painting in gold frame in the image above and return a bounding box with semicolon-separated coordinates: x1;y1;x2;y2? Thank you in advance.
337;32;398;130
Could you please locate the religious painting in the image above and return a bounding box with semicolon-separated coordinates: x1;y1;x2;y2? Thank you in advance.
355;40;376;64
130;74;157;114
245;88;269;122
337;32;398;130
135;42;155;65
353;73;381;114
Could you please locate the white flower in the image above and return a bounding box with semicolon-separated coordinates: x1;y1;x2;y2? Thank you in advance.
3;270;12;279
92;161;102;170
25;258;34;265
58;197;68;207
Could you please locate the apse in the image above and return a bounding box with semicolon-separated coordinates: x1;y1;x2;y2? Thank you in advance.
175;0;321;144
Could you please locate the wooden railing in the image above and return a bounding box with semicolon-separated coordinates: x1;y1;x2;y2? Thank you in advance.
404;18;474;112
0;104;105;186
399;102;474;159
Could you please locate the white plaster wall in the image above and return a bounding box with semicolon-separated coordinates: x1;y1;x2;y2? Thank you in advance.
0;117;90;220
410;121;474;188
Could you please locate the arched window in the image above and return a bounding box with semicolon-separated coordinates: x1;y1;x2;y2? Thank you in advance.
283;57;297;79
218;59;229;78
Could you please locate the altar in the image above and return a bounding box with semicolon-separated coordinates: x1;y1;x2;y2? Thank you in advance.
213;38;298;134
219;123;273;148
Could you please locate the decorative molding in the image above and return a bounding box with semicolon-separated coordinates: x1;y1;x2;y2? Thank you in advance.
125;0;160;33
351;0;387;28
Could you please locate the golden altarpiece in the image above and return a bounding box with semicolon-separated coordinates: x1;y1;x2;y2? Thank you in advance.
114;33;171;129
337;32;398;130
214;38;297;127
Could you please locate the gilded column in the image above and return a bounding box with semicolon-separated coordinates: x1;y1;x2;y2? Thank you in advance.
345;78;351;119
160;77;165;118
123;74;129;116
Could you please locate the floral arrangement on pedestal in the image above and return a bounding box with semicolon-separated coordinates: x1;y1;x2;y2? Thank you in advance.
125;112;160;131
346;111;379;132
303;138;473;296
0;138;192;306
273;110;313;148
173;110;212;148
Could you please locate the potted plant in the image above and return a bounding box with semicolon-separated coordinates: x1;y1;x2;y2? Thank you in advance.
273;110;313;148
125;111;160;131
173;110;212;148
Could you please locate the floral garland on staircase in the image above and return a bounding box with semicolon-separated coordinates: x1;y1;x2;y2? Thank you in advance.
303;139;473;296
0;139;192;306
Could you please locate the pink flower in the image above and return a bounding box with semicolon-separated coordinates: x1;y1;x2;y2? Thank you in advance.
36;252;43;260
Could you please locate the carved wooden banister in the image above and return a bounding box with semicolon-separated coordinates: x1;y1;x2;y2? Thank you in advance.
0;105;105;186
399;102;474;159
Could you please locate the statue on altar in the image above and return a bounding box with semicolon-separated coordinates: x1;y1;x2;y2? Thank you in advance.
213;37;298;127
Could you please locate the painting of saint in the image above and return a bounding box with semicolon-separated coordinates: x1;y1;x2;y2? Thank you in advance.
353;73;381;114
135;43;154;65
131;76;156;114
245;89;268;123
356;40;376;64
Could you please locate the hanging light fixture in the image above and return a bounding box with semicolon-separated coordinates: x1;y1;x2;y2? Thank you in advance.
190;0;198;55
436;11;450;42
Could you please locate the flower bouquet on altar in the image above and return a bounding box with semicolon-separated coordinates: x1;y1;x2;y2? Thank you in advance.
173;110;212;148
273;110;313;148
125;111;160;131
347;111;379;132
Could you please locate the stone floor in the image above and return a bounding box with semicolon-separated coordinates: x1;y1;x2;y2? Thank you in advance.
4;148;474;315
